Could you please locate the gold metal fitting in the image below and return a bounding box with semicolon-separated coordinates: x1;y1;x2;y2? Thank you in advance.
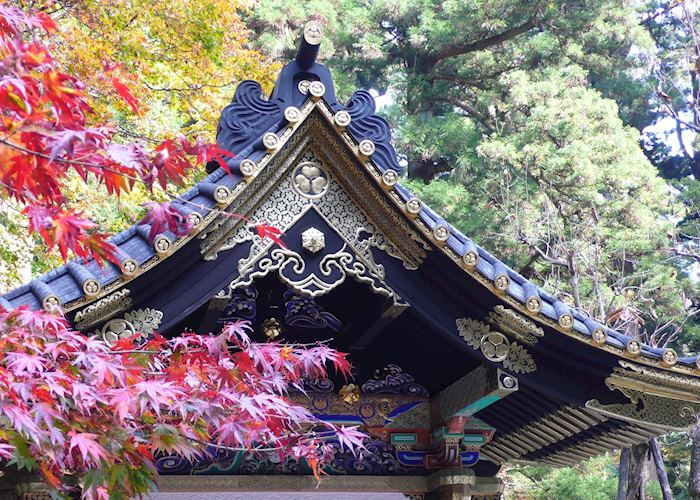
82;279;101;297
462;251;478;268
494;274;510;292
262;318;282;340
339;384;361;405
591;328;607;346
284;106;301;123
298;80;311;95
480;331;510;362
661;348;678;367
406;197;423;215
526;297;541;313
308;81;325;97
433;224;450;242
381;169;398;186
558;314;573;330
626;339;641;357
120;258;138;276
42;295;60;311
334;110;351;127
154;235;171;255
358;139;376;157
303;20;323;45
213;185;232;204
188;212;203;228
239;159;256;177
262;132;279;150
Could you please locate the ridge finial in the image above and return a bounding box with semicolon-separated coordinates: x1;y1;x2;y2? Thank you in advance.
296;20;323;69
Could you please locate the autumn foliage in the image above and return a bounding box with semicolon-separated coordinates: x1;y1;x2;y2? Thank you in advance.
0;3;365;497
0;4;232;264
0;307;364;498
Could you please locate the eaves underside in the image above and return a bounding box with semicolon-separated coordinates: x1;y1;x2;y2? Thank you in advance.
2;93;699;379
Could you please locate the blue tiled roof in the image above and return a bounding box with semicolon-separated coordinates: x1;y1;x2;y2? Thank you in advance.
2;43;697;373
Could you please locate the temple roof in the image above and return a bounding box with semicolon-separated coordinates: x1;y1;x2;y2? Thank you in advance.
3;26;698;376
4;22;700;471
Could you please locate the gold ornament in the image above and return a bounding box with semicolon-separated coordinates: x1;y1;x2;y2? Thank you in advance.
339;384;361;405
262;318;282;340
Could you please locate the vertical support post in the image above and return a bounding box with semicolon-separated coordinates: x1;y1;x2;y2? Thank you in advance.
649;438;673;500
617;447;630;500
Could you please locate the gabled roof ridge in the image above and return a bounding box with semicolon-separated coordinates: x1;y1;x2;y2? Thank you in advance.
2;29;698;375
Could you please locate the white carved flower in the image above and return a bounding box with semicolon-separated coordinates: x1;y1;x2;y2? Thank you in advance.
503;342;537;374
456;317;490;349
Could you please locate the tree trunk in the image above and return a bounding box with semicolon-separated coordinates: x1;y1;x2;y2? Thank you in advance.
618;447;631;500
627;442;649;500
691;422;700;499
649;437;673;500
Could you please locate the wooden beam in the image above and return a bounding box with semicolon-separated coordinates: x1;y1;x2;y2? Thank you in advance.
432;366;518;423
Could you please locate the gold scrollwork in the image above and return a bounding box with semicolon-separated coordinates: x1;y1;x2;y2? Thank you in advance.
586;388;700;431
585;360;700;431
98;307;163;345
456;317;537;374
74;289;132;330
230;244;404;305
488;305;544;345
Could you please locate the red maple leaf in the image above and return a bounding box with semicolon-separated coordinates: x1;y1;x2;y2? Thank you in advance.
255;223;286;248
139;201;193;243
111;77;141;116
152;140;193;189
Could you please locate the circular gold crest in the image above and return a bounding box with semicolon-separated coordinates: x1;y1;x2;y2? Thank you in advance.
526;297;541;313
433;224;450;242
480;332;510;362
626;339;641;357
42;295;60;311
406;197;423;215
303;20;323;45
661;348;678;367
558;314;573;329
591;328;607;346
298;80;310;95
463;250;478;268
82;279;101;297
381;169;398;186
284;106;301;123
262;132;279;150
120;258;138;276
334;110;351;127
239;159;256;177
309;81;325;97
494;274;510;292
359;139;376;157
293;161;329;198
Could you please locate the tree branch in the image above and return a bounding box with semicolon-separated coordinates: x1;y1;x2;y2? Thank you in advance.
430;17;539;62
433;96;493;131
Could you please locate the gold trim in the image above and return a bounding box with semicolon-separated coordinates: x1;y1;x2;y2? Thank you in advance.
63;97;700;377
262;132;279;150
358;139;375;157
82;278;101;297
284;106;301;122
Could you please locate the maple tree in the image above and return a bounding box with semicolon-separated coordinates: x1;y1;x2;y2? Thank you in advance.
0;307;364;498
0;3;235;263
0;3;365;497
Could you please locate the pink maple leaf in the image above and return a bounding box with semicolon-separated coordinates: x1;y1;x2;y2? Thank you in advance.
139;201;192;243
69;433;107;465
335;426;366;455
